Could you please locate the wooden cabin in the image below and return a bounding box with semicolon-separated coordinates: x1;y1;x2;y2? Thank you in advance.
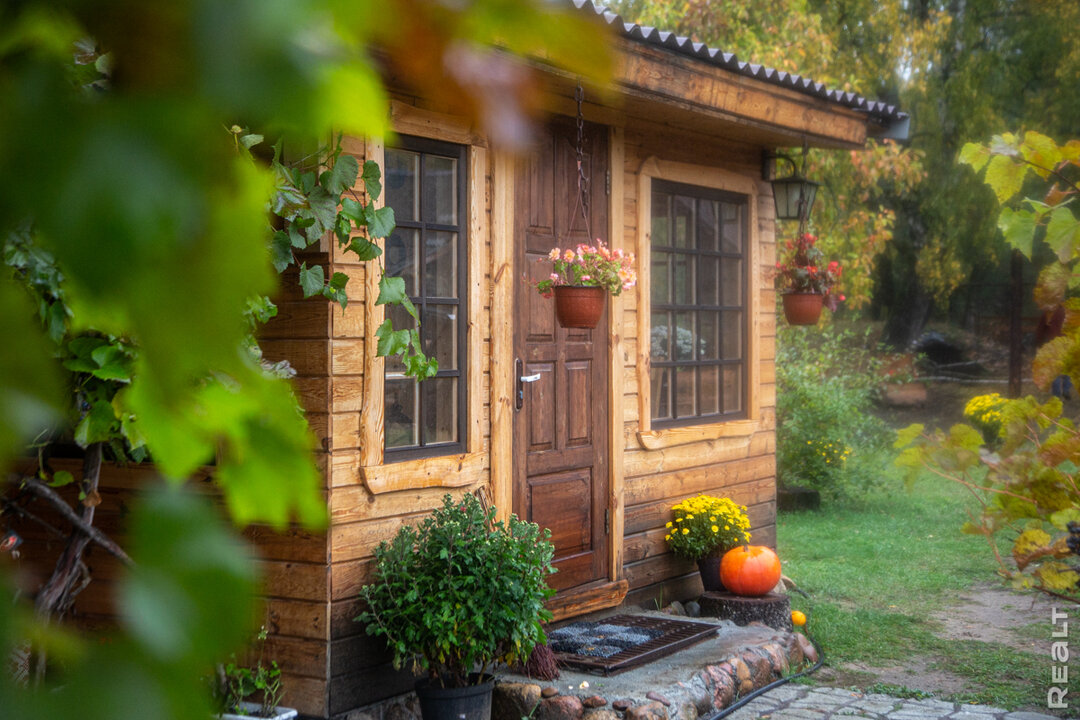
14;3;906;719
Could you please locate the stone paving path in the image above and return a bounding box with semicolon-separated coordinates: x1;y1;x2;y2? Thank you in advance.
724;684;1066;720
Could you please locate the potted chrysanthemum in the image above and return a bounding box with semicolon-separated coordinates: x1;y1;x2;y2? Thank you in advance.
664;494;751;592
534;240;636;329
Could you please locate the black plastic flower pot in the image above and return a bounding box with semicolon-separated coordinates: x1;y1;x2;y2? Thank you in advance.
414;674;494;720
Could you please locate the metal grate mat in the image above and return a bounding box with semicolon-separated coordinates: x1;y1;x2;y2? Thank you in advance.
548;614;719;675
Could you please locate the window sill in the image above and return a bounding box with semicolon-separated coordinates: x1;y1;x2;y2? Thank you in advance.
360;451;485;494
636;419;758;450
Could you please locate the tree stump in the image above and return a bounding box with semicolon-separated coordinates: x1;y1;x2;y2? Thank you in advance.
699;592;792;631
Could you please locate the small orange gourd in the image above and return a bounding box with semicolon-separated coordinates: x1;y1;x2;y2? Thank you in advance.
720;545;782;596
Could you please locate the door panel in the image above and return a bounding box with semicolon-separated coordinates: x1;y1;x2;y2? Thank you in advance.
513;119;609;593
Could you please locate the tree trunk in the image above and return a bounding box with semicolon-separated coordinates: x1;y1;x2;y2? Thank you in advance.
33;444;103;626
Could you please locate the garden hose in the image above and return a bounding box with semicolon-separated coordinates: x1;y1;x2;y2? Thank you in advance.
703;629;825;720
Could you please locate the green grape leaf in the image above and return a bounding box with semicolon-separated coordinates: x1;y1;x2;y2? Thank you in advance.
74;401;117;448
270;230;293;273
997;207;1038;258
341;197;365;222
1049;507;1080;531
298;263;325;298
49;470;75;488
348;237;382;261
322;153;359;196
287;223;308;250
1020;131;1062;178
894;423;925;448
365;205;395;239
307;186;339;233
984;154;1027;204
376;274;407;305
958;142;990;173
1044;206;1080;263
361;160;383;201
375;319;410;357
948;423;985;451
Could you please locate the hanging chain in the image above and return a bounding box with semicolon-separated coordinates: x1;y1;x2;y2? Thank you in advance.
573;82;593;241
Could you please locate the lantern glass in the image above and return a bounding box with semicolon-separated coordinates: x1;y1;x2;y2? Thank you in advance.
771;176;819;222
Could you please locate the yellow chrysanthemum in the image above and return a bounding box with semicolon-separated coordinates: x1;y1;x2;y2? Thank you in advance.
711;525;719;533
682;528;689;535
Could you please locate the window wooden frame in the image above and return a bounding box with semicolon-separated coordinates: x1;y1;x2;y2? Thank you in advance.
382;136;468;462
357;103;487;494
649;178;749;428
634;157;762;451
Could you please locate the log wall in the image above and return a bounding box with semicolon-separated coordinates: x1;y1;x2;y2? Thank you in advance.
615;120;778;609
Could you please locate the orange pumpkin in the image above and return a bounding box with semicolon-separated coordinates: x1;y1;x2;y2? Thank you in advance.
720;545;782;596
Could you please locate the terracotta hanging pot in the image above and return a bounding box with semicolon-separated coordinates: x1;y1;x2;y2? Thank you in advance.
781;292;824;326
554;286;606;329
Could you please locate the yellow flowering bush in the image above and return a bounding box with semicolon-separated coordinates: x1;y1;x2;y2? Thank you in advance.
664;495;751;561
963;393;1006;444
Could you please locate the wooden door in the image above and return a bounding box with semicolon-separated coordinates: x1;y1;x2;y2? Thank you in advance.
513;120;609;592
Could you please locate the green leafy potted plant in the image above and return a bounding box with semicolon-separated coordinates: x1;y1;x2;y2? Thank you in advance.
664;494;751;592
216;627;297;720
535;240;637;328
775;232;844;325
357;494;555;720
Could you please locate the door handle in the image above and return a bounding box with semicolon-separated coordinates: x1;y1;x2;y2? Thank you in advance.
516;359;541;411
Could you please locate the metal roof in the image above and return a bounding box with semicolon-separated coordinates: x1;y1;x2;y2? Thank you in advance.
571;0;908;133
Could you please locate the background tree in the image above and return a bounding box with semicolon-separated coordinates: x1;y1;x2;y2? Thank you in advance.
0;1;610;717
614;0;1080;345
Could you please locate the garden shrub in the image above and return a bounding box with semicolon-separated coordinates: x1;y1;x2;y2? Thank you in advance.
776;326;893;499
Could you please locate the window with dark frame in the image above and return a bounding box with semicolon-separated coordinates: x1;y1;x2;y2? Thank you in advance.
650;179;748;426
382;136;467;459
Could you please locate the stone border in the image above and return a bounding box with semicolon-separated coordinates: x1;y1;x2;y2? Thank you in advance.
339;630;818;720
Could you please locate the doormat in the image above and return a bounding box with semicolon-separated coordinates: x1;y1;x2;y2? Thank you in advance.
547;614;719;675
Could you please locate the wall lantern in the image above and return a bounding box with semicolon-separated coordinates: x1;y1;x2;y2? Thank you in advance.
763;145;818;227
770;174;819;223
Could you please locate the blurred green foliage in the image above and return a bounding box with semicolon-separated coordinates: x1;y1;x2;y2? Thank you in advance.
0;1;610;716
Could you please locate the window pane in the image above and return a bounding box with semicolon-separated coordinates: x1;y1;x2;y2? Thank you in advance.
651;250;671;305
723;366;742;413
673;195;694;248
721;203;742;253
675;367;696;418
673;253;695;305
422;304;458;371
699;256;720;306
422;377;457;445
423;155;458;225
385;150;419;223
720;258;742;307
674;311;695;362
652;192;671;246
722;311;743;359
699;366;720;416
386;229;419;296
385;379;417;449
651;367;671;421
699;311;719;360
650;311;670;361
384;303;415;374
425;231;457;298
697;198;718;251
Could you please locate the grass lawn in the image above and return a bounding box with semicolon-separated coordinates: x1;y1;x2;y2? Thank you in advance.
778;474;1076;712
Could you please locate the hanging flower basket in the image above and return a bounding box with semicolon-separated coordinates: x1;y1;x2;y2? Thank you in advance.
782;292;824;326
535;240;637;329
554;285;606;329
